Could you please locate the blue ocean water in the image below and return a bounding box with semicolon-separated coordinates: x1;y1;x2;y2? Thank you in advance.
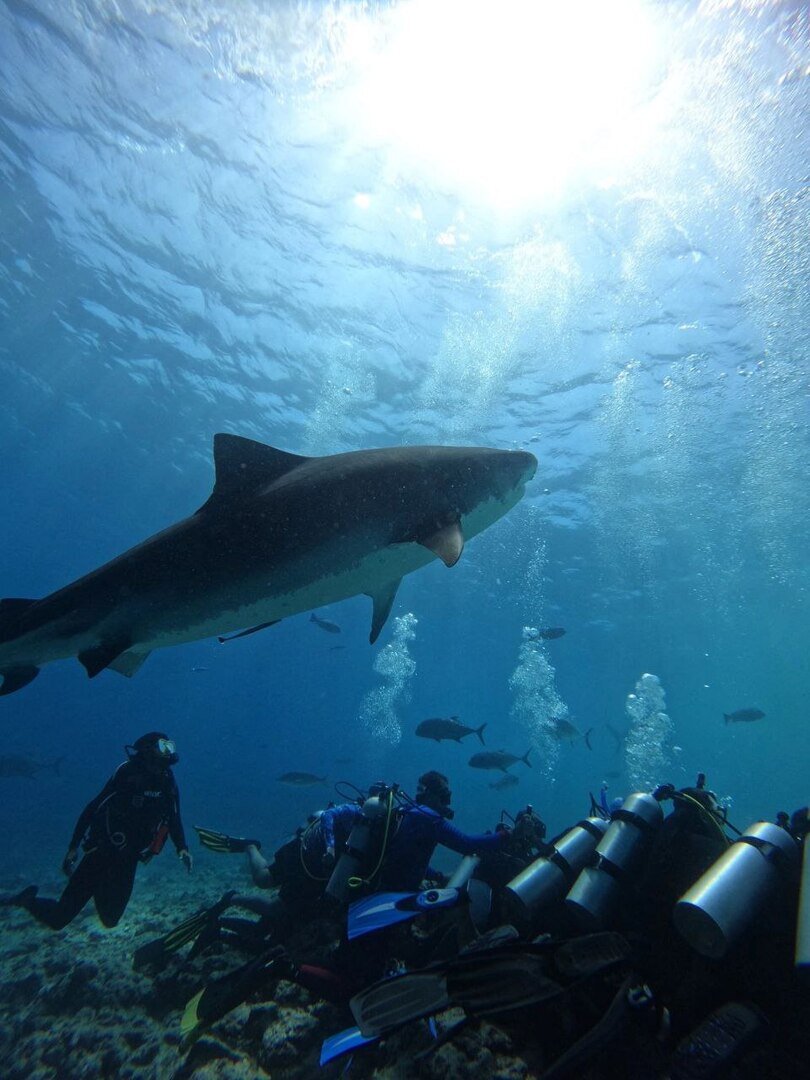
0;0;808;886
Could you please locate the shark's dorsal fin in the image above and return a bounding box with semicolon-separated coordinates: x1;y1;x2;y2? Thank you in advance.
200;435;309;510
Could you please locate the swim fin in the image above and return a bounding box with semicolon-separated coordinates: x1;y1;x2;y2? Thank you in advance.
180;944;289;1041
194;825;262;854
351;943;563;1038
319;1025;379;1066
348;887;461;940
133;890;236;972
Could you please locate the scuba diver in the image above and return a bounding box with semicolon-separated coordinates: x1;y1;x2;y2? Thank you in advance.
3;732;191;930
136;770;515;969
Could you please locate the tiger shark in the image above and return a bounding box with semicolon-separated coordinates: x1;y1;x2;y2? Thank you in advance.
0;435;537;696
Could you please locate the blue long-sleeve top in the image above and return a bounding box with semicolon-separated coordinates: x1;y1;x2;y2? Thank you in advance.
380;804;507;892
312;800;507;893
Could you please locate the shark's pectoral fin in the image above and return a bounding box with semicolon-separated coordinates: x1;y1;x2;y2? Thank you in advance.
218;619;281;644
366;579;401;644
0;665;40;696
419;520;465;567
108;650;151;678
78;639;132;679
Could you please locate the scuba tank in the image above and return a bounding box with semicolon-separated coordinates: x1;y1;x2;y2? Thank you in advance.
673;819;799;959
565;791;664;930
325;785;394;902
504;816;609;929
795;808;810;980
446;854;480;889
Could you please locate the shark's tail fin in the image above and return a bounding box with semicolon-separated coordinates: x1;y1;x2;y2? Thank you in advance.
522;748;532;768
584;728;594;751
475;723;487;746
0;598;38;644
0;666;40;697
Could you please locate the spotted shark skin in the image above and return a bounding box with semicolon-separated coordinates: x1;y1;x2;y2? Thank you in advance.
0;435;537;695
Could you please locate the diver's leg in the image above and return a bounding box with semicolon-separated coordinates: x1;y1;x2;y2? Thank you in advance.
230;893;282;918
245;844;275;888
93;853;138;928
23;852;100;930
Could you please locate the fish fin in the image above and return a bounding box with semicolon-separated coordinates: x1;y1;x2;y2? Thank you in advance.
367;579;401;644
0;665;40;696
419;521;464;567
723;714;730;724
522;749;532;768
218;620;281;643
197;435;310;512
584;728;593;751
78;639;132;679
476;723;487;746
108;650;151;678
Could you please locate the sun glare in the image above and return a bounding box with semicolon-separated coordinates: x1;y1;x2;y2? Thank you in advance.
346;0;665;208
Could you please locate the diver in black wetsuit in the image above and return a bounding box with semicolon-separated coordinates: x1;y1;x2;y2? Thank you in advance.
5;731;191;929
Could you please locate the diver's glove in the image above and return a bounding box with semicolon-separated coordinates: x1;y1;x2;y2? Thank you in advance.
62;848;78;877
178;849;194;874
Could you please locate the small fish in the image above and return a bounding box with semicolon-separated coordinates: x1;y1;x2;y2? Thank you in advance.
329;645;347;651
0;754;65;779
724;708;765;724
603;770;622;779
191;666;209;672
469;749;532;773
277;771;328;786
416;717;487;745
333;757;353;765
605;723;624;753
489;773;520;791
550;717;593;749
537;627;566;640
310;613;341;634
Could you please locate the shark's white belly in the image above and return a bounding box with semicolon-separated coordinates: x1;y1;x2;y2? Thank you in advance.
137;489;520;653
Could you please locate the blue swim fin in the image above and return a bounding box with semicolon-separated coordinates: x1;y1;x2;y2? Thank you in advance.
348;887;461;940
319;1025;378;1066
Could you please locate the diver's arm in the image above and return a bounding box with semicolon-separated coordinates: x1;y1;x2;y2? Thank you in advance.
67;768;122;851
435;818;508;856
246;844;274;888
166;774;188;852
167;775;192;872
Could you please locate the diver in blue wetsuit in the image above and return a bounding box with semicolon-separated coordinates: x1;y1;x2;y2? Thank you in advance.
184;772;509;954
376;770;509;892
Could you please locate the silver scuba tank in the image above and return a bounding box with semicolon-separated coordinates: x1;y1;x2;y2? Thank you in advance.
503;817;609;928
565;792;663;930
446;854;480;889
795;810;810;980
673;820;799;959
325;792;390;902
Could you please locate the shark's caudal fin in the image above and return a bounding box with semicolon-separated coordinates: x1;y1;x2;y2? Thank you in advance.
476;723;487;746
0;599;42;695
0;665;40;696
0;597;38;644
195;434;311;513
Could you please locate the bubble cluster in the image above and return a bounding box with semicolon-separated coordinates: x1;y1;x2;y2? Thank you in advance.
358;612;418;746
624;672;674;791
508;626;567;778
